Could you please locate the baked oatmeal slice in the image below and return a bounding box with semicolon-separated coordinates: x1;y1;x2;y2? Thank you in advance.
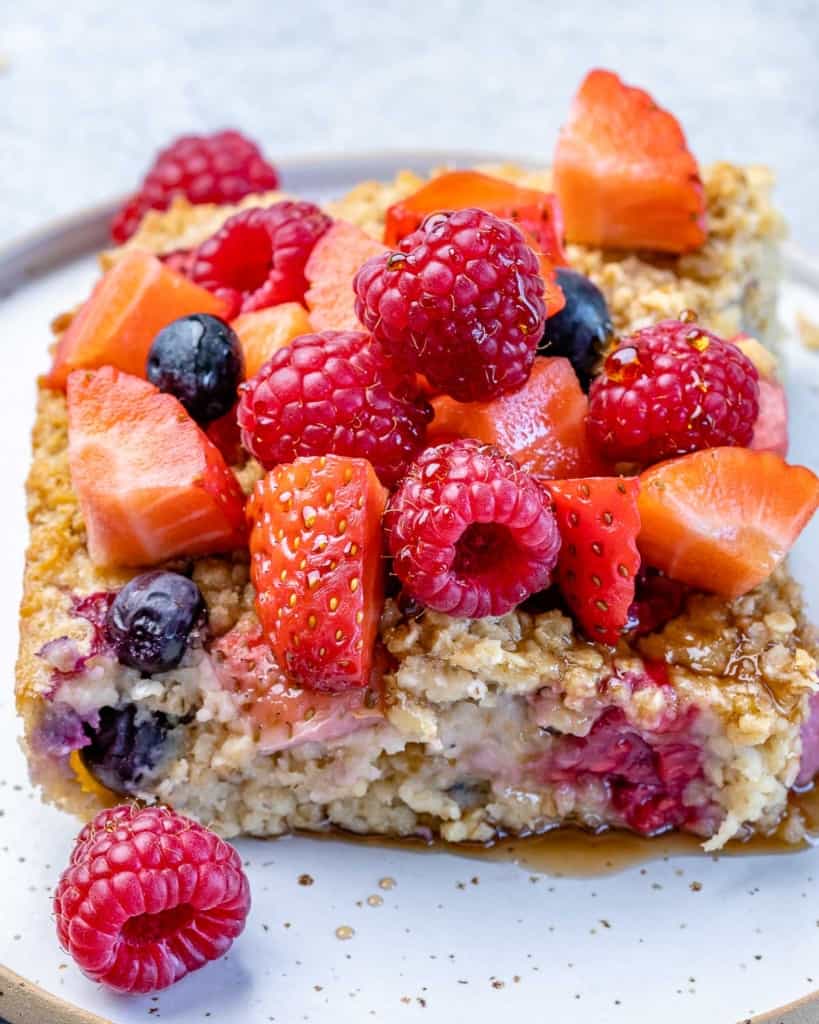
16;69;816;854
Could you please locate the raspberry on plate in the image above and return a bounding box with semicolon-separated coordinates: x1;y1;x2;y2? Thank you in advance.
55;804;250;993
386;439;561;618
248;455;388;691
237;329;432;488
111;130;280;244
587;318;760;465
354;208;547;403
190;202;332;316
546;476;641;644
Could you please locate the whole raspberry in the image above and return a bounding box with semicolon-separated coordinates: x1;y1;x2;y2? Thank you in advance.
54;804;250;993
587;318;759;464
190;202;332;317
353;208;546;402
111;130;280;243
385;439;561;618
238;330;431;488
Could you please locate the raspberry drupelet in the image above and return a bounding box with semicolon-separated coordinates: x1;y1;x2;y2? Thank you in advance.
353;208;547;403
237;329;432;488
587;317;760;465
190;202;332;317
386;439;561;618
55;805;250;993
111;130;280;244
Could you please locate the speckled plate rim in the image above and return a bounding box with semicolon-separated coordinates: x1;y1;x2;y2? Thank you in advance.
1;150;819;1024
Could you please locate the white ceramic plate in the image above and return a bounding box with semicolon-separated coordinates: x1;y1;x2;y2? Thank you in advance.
2;154;819;1024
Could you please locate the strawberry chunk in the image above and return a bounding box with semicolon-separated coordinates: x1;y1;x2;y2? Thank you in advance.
67;367;247;567
750;376;789;457
384;170;568;266
247;455;388;691
304;220;388;331
546;476;641;644
232;303;312;378
47;251;227;389
638;448;819;596
554;69;707;253
429;357;605;480
212;622;385;753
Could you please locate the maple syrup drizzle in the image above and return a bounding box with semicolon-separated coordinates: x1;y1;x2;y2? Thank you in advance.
290;786;819;878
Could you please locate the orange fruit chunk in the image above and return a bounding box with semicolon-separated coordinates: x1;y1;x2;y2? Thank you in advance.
47;250;227;389
429;356;604;480
304;220;387;331
554;69;707;253
638;447;819;596
232;303;312;378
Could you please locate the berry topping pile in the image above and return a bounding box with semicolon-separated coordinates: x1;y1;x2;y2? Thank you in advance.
386;439;561;618
354;207;547;402
587;318;760;464
238;329;431;488
190;201;332;316
112;129;279;243
55;805;250;992
52;70;818;711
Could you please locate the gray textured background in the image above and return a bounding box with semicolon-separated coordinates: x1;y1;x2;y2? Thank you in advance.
2;0;818;252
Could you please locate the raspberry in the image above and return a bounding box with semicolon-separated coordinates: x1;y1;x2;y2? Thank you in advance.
55;804;250;993
111;130;280;243
587;318;760;464
353;208;546;402
190;202;331;317
385;439;561;618
237;330;431;488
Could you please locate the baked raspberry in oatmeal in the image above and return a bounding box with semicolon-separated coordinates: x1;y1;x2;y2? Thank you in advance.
16;69;819;858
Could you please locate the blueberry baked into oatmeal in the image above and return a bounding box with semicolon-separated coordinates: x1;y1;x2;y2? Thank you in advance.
17;68;819;856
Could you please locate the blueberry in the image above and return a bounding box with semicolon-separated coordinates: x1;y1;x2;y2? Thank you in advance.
147;313;243;424
106;571;205;674
81;705;170;795
537;268;613;390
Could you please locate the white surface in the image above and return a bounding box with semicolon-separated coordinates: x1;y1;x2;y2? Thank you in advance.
2;0;819;252
2;168;819;1024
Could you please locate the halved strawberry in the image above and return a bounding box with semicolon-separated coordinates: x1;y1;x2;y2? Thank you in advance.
247;455;388;691
47;251;227;389
304;220;387;331
546;476;641;644
205;405;244;465
429;357;605;480
384;170;568;266
232;302;312;378
733;334;788;457
638;448;819;596
553;69;707;253
67;366;247;567
212;621;385;753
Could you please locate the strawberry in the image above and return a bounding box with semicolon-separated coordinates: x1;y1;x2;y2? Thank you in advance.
546;476;641;644
247;455;388;691
553;69;707;253
638;448;819;597
205;405;244;465
304;220;387;331
429;357;606;480
67;367;247;567
212;622;385;753
47;251;227;389
232;303;312;379
383;169;568;266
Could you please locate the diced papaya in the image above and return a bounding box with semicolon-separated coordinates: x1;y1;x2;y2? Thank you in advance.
429;356;604;479
384;170;568;267
47;250;227;389
553;69;707;253
232;303;312;378
304;220;387;331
